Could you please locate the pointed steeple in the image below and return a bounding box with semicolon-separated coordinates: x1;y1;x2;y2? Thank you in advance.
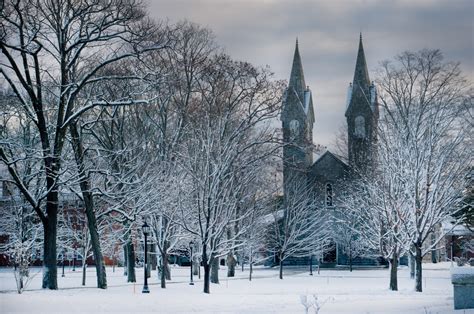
289;38;306;98
352;33;371;90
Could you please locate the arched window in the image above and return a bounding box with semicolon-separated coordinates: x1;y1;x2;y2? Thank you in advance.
289;119;300;138
325;183;333;207
354;116;366;138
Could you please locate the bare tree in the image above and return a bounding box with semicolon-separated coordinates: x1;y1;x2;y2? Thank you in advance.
0;0;167;289
332;123;349;162
355;168;411;291
375;49;472;292
176;52;283;293
267;179;330;280
332;197;372;272
0;197;42;293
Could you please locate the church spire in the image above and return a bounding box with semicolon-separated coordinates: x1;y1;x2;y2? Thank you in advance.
289;38;306;97
352;33;371;90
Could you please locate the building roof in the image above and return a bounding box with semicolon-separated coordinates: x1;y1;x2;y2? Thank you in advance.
353;33;371;90
311;150;349;170
345;34;375;116
288;38;306;97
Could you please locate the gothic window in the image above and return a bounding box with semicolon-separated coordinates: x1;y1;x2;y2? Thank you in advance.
354;115;366;138
325;183;333;207
289;120;300;138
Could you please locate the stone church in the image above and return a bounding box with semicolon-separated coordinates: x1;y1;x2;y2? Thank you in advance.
281;35;380;266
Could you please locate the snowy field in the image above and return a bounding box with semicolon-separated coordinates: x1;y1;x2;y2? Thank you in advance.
0;262;470;313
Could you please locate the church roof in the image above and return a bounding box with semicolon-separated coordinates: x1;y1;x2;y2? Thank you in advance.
304;89;315;124
345;34;375;116
353;33;371;90
289;39;306;99
311;150;349;170
283;39;315;124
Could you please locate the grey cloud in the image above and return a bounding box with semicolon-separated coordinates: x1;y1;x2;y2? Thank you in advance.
146;0;473;148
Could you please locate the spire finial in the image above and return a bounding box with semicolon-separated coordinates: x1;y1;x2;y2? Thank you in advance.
360;32;362;41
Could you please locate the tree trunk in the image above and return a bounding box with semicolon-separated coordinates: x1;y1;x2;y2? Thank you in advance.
349;252;353;272
83;190;107;289
164;263;171;280
249;253;253;281
82;261;87;286
160;250;168;288
123;244;128;276
279;258;284;280
430;233;438;263
415;244;423;292
389;253;398;291
146;244;151;279
70;123;107;289
151;244;157;271
165;258;171;280
126;240;136;283
42;202;58;289
19;275;23;293
211;255;219;284
202;243;211;293
226;253;236;277
409;253;415;279
193;257;199;276
203;262;210;294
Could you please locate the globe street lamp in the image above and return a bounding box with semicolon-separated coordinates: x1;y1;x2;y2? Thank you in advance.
142;221;151;293
189;241;194;285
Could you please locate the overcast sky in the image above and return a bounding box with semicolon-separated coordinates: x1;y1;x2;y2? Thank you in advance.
147;0;473;149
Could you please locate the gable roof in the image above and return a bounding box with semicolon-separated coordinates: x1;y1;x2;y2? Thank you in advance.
311;150;349;170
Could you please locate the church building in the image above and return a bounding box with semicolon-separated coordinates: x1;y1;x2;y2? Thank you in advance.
280;35;380;266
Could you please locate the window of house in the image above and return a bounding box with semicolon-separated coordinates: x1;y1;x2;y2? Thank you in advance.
326;183;333;207
354;115;366;138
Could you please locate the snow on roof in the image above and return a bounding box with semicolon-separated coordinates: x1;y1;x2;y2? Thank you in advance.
258;209;284;226
289;88;306;114
345;83;352;110
311;150;349;169
442;221;474;236
303;90;311;114
370;84;377;112
451;267;474;276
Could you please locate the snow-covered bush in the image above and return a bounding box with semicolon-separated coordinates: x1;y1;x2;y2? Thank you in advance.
300;294;332;314
454;257;469;267
10;241;34;294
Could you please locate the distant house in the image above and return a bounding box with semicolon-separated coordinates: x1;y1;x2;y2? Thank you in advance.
443;221;474;261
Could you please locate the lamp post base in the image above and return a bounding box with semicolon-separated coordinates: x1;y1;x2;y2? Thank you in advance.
189;282;194;285
142;285;150;293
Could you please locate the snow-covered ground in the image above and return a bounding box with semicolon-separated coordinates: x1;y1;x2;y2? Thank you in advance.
0;263;469;313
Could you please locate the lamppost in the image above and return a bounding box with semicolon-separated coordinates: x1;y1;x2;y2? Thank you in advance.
62;249;66;277
309;255;313;276
72;250;76;271
189;241;194;285
142;221;151;293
